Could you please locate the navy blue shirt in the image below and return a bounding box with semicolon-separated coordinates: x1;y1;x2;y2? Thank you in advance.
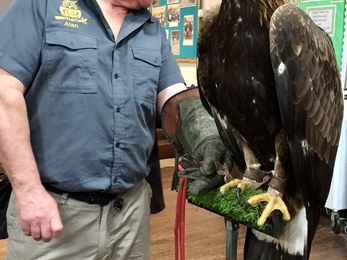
0;0;184;193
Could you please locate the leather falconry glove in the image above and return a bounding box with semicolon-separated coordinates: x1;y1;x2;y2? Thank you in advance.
161;87;233;194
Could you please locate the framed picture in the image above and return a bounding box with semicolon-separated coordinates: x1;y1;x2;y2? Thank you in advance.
181;0;196;6
168;4;180;24
183;15;194;45
152;6;167;27
171;30;180;55
148;0;200;60
151;0;160;6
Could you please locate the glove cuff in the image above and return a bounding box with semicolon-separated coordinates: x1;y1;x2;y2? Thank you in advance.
161;87;201;153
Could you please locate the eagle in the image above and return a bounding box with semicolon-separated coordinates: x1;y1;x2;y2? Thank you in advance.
197;0;344;259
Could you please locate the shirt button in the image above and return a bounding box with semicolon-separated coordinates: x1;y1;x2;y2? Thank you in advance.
116;107;121;113
114;73;119;79
116;141;120;148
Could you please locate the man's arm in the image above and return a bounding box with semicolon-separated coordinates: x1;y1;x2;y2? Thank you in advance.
159;85;233;194
157;83;187;112
0;67;63;242
0;68;41;193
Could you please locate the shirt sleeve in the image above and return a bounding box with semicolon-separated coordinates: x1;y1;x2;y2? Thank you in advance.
157;25;185;93
0;0;45;88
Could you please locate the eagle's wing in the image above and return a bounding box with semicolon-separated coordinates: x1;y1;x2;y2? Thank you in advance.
197;4;246;172
211;106;246;172
197;4;221;116
269;3;344;248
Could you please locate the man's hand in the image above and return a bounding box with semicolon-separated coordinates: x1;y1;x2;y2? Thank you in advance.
161;87;233;194
15;185;63;242
175;127;233;194
0;69;63;243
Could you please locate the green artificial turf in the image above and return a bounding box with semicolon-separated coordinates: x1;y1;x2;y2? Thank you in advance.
186;185;270;230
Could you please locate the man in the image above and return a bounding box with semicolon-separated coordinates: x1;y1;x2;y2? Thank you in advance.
0;0;228;259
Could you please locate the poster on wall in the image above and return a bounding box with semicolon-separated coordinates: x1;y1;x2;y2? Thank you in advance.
183;15;194;45
298;0;345;70
307;6;335;34
181;0;197;6
150;0;199;59
171;30;180;55
152;6;166;27
168;4;180;26
342;0;347;89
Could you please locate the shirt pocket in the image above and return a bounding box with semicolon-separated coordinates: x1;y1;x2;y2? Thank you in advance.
44;30;98;94
131;46;161;104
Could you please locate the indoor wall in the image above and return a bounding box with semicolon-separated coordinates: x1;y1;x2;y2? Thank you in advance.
178;0;222;86
0;0;219;87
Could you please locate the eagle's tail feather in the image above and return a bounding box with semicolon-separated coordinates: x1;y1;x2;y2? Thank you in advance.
244;207;309;260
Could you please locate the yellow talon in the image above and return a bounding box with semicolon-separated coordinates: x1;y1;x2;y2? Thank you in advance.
220;179;243;194
247;193;291;226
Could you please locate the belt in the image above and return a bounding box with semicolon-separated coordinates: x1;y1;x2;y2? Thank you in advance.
43;184;124;210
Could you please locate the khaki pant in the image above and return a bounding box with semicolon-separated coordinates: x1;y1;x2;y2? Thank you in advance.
6;179;152;260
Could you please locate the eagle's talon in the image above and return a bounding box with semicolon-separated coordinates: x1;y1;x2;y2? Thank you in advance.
270;210;284;237
220;178;243;194
273;209;282;216
244;202;251;212
247;192;291;227
236;187;242;203
220;178;257;196
220;185;228;195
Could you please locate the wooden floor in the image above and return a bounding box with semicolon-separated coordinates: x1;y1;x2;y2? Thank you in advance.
1;165;347;259
151;166;347;260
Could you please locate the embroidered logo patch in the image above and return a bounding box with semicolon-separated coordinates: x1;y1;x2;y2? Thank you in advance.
55;0;88;28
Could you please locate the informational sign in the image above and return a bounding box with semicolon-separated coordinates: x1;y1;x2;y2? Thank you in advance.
294;0;346;70
307;7;335;34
